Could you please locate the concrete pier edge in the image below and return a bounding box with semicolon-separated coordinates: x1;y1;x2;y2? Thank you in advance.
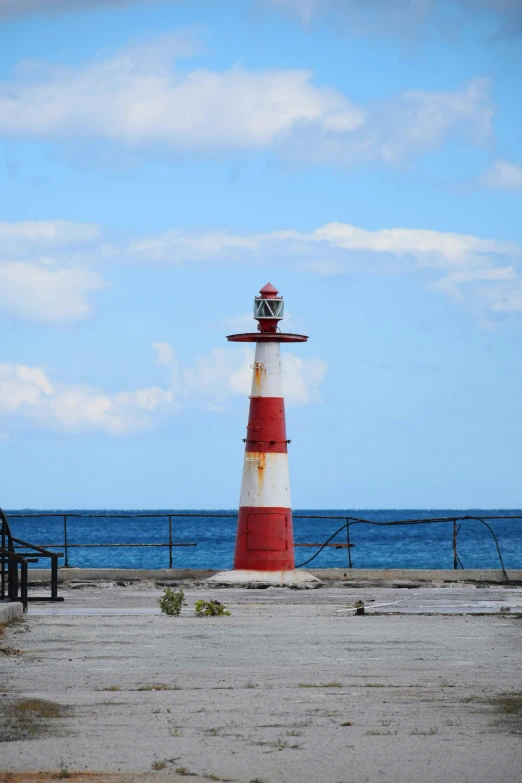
0;601;24;622
26;567;522;584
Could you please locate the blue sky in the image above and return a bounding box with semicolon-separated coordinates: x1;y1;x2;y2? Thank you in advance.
1;0;521;509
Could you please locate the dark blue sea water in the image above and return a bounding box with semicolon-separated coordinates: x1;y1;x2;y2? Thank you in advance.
6;510;522;571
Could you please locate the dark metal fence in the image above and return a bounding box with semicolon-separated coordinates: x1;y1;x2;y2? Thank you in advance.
5;512;522;579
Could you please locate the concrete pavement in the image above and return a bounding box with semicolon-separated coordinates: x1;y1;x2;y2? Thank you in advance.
1;583;521;783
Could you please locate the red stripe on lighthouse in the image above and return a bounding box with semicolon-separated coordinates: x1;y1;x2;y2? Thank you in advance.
244;396;288;453
234;506;294;570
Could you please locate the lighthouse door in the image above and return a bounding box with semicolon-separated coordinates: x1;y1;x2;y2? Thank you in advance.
246;512;288;551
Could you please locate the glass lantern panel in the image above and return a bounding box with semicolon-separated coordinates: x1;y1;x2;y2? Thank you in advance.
254;298;284;318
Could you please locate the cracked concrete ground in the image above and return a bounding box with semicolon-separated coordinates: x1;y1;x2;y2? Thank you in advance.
1;583;522;783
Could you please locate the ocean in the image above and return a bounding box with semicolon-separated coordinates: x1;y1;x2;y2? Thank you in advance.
6;509;522;571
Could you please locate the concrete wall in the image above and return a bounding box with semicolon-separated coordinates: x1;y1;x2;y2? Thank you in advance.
27;567;522;584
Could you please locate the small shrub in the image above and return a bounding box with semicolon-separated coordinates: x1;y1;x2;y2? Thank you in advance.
159;587;186;616
194;599;231;617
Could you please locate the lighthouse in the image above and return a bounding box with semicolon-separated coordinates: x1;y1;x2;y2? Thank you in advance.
207;284;321;588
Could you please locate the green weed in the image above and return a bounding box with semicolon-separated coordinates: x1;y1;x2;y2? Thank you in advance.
159;587;187;616
195;599;231;617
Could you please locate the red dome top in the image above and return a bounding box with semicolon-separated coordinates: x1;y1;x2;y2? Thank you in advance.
259;282;279;299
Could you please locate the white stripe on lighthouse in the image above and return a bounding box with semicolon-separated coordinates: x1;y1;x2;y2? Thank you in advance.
250;342;283;398
239;452;291;508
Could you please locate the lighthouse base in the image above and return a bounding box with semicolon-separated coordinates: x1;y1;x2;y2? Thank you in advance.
205;569;322;589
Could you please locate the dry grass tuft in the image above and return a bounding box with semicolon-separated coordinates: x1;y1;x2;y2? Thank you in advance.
9;698;65;720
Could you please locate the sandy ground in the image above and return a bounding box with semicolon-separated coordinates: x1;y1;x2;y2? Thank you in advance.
1;583;522;783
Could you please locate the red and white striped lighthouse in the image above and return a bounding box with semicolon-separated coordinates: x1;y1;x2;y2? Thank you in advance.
207;283;320;587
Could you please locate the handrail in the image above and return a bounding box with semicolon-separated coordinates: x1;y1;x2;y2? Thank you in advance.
0;545;27;562
11;536;62;558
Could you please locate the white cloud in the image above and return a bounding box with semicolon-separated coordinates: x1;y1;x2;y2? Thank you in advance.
276;78;493;166
126;221;522;318
311;222;515;268
152;341;180;393
184;347;253;400
0;33;491;167
0;341;327;436
184;346;327;406
0;219;108;323
0;219;100;252
2;214;520;329
0;34;362;154
129;230;261;263
152;341;176;367
283;354;328;404
129;222;516;270
0;262;108;322
128;221;518;273
0;362;173;434
481;159;522;190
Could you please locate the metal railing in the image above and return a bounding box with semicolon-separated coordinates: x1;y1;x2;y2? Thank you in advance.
292;514;516;581
5;512;521;579
1;508;63;607
7;512;201;570
0;546;29;611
